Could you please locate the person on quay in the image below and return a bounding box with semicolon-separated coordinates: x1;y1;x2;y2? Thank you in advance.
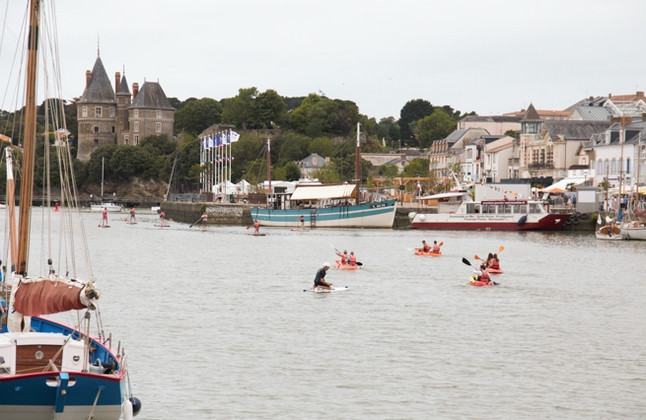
313;262;332;290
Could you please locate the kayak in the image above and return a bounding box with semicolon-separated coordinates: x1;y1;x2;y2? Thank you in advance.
303;286;349;293
487;267;503;274
469;274;495;287
334;260;360;270
414;249;442;257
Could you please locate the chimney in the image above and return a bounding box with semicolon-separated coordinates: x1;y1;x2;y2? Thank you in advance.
132;82;139;100
85;70;92;87
115;72;121;92
637;91;644;99
608;93;612;99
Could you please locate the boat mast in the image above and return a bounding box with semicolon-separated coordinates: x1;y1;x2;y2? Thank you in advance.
101;156;105;198
267;138;271;192
355;122;361;204
17;0;41;275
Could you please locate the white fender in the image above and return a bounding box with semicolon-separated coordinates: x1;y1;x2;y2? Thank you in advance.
407;211;417;219
122;398;133;420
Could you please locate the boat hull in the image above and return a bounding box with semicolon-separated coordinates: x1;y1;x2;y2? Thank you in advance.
622;222;646;240
251;200;397;228
411;212;569;230
0;317;127;420
90;203;124;212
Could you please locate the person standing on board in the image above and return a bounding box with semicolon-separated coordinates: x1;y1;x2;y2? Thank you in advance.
99;208;109;227
253;219;261;235
129;207;136;223
299;214;305;229
313;262;332;290
200;211;208;231
160;211;167;226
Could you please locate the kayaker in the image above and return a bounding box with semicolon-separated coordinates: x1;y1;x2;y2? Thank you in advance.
418;240;431;253
474;263;491;285
336;249;349;264
432;240;441;253
313;262;332;290
490;253;501;270
486;252;495;268
348;251;357;266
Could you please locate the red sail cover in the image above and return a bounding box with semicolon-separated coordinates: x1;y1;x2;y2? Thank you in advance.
13;279;86;316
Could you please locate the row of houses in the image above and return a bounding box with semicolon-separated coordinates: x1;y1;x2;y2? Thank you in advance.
358;92;646;192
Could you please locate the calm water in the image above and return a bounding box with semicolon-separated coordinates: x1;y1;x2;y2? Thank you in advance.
20;210;646;419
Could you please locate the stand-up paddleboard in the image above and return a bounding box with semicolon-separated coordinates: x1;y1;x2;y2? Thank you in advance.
98;225;111;228
290;228;309;232
154;223;170;227
251;233;266;236
303;286;349;293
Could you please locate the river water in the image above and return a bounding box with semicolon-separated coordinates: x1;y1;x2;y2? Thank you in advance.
21;210;646;419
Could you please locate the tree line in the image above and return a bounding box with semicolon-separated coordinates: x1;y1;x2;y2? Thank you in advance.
0;89;475;195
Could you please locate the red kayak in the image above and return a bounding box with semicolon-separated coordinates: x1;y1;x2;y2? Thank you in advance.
335;260;360;270
414;249;442;257
486;267;503;274
469;274;495;287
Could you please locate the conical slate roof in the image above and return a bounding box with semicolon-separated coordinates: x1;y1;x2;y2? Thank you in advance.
130;82;174;110
117;73;130;95
79;56;115;104
521;103;541;122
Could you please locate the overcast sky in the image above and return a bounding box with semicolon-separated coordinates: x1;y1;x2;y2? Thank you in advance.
2;0;646;120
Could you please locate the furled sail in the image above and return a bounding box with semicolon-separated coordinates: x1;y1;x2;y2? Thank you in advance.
12;276;98;316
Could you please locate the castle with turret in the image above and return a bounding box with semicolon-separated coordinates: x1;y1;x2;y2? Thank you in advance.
76;52;175;161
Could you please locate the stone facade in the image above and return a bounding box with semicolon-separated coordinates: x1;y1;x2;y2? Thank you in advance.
76;53;174;161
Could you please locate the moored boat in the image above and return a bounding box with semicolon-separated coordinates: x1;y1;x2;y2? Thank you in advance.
0;2;139;418
595;224;623;240
410;194;570;230
621;220;646;240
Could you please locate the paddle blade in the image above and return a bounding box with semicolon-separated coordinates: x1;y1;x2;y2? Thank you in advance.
439;242;444;246
246;225;251;229
498;245;504;253
461;257;471;266
356;261;363;266
474;254;482;261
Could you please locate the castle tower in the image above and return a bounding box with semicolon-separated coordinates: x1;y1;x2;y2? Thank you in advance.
128;81;175;145
115;71;132;144
76;54;117;161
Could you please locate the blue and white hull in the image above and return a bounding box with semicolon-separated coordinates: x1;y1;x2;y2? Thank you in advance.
251;200;397;228
0;316;133;420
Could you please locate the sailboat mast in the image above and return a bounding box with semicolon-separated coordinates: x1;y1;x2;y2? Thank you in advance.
267;138;272;192
17;0;41;275
101;156;105;198
355;122;361;204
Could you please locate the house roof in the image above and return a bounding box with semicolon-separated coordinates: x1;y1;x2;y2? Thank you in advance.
544;120;610;140
571;106;610;121
131;82;174;110
79;56;115;104
117;74;130;95
298;153;326;168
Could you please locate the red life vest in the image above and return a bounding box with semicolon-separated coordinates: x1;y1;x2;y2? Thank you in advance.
349;254;357;265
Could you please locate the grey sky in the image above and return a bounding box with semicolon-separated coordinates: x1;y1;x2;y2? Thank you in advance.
2;0;646;119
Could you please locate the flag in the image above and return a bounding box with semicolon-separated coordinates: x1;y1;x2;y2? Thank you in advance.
201;138;207;150
230;131;240;143
214;134;221;148
207;136;214;149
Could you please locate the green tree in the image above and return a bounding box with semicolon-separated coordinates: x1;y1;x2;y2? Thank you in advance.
399;99;434;145
308;136;335;157
283;161;301;181
402;158;430;177
378;164;400;177
253;89;287;128
174;98;222;136
416;109;457;148
221;87;258;129
376;116;400;145
275;132;310;165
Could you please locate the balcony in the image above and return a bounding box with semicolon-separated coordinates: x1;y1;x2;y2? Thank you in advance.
528;163;554;170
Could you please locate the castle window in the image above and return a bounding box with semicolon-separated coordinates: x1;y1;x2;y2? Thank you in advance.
112;126;115;133
134;121;139;132
95;107;102;118
156;110;162;119
124;135;129;145
134;134;139;145
93;126;99;133
82;106;87;117
109;107;115;117
134;109;139;118
156;122;162;133
94;139;99;146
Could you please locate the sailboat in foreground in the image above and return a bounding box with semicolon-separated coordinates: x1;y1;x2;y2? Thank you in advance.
0;1;140;418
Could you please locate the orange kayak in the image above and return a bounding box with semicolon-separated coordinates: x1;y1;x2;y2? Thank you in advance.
414;249;442;257
334;260;360;270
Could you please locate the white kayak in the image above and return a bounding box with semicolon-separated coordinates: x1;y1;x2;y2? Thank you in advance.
303;286;349;293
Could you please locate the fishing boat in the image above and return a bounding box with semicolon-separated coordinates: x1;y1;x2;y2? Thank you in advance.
409;192;570;230
251;124;397;228
0;2;140;418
